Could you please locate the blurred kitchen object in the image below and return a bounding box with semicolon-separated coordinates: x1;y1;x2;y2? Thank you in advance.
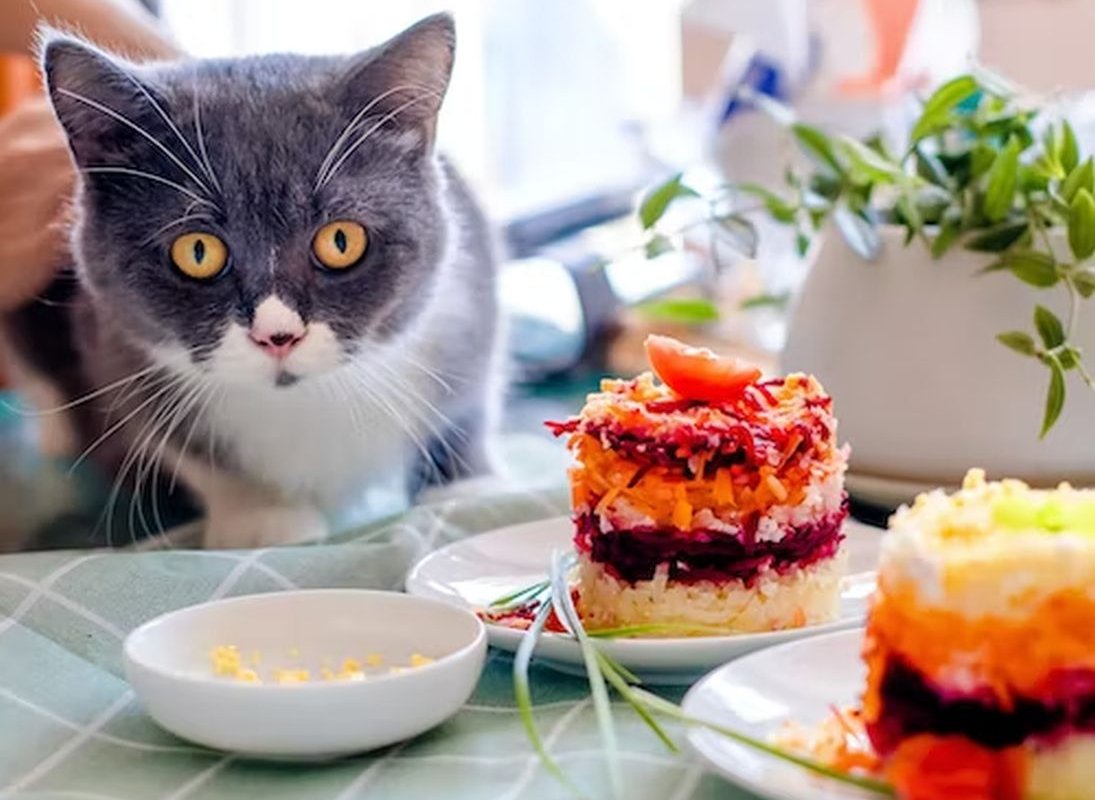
501;213;704;381
977;0;1095;93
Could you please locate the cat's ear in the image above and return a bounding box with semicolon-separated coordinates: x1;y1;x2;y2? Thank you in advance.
40;31;158;166
338;12;456;148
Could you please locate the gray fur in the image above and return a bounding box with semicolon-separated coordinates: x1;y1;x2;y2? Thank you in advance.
1;14;500;547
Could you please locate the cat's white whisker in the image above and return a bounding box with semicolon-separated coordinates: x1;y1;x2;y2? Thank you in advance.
95;377;191;543
3;363;161;418
81;167;217;209
119;70;222;197
374;375;473;482
343;370;435;472
136;376;210;539
101;400;162;545
191;90;223;195
140;213;217;246
56;88;216;199
314;82;437;190
169;380;220;493
128;384;190;543
372;340;457;394
328;374;368;441
69;384;173;474
345;367;468;486
317;93;440;189
364;358;465;444
105;369;172;418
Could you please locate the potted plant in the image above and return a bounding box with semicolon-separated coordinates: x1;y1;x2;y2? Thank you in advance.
638;72;1095;487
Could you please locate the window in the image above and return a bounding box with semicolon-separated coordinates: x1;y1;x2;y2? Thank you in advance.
160;0;686;219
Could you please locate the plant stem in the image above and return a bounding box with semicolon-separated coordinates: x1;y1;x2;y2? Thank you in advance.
630;688;895;797
1066;274;1082;340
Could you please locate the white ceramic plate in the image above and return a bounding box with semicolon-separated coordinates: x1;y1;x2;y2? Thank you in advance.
405;517;881;684
124;590;487;759
681;628;872;800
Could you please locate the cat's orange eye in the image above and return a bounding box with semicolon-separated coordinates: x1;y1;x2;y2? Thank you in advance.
171;232;229;280
313;220;368;270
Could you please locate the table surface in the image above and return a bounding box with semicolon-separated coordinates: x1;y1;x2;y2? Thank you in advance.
0;377;887;800
0;484;764;800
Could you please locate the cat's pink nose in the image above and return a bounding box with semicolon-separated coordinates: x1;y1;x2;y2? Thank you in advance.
250;329;304;360
250;296;306;360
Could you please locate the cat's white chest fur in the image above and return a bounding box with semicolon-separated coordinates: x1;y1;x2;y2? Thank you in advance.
209;354;440;512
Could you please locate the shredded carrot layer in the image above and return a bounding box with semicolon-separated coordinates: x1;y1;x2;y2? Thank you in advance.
864;584;1095;712
568;433;825;528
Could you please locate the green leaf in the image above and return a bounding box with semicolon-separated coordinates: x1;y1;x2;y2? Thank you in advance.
711;213;758;257
914;187;951;223
983;250;1059;287
637;298;720;324
915;148;951;187
639;173;699;230
795;231;811;257
1033;154;1066;182
910;75;980;143
997;331;1038;356
930;218;962;258
734;183;797;223
807;172;842;203
1035;305;1066;348
895;194;923;237
1019;163;1051;193
1073;269;1095;298
1059;346;1080;370
982;137;1020;222
833;206;881;260
643;233;674;259
964;220;1029;252
1069;188;1095;260
839;136;907;184
970;144;997;180
1061;157;1094;203
1041;358;1066;438
1061;120;1081;173
790;123;843;175
740;291;791;310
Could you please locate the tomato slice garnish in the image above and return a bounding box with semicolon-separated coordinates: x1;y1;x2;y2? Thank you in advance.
644;334;761;403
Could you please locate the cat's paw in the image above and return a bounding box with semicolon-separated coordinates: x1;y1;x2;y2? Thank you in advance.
202;505;329;549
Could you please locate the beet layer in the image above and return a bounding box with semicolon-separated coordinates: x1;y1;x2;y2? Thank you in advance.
574;507;846;585
867;656;1095;754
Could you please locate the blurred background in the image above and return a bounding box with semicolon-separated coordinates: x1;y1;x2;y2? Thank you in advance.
5;0;1095;544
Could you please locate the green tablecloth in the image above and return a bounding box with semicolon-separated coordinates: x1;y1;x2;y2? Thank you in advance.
0;486;751;800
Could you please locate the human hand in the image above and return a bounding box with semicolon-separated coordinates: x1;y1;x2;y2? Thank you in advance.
0;96;74;312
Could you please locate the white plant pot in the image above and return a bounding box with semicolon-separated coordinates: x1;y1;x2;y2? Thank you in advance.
781;224;1095;485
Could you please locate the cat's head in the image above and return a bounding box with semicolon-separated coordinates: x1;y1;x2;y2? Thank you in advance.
42;14;457;389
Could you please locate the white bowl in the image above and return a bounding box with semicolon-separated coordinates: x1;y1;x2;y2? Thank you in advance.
123;589;487;759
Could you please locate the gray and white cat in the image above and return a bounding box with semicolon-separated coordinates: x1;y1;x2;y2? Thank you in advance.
0;14;501;549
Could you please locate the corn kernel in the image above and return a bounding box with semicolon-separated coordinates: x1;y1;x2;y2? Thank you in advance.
274;668;311;684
